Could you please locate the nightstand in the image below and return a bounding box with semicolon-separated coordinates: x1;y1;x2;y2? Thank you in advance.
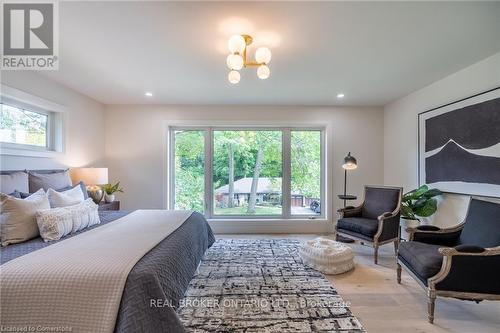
98;201;120;211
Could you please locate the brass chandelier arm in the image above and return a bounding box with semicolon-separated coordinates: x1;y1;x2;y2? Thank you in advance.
240;46;264;68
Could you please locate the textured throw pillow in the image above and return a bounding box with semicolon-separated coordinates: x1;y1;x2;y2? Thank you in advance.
1;172;29;194
47;184;85;208
0;189;50;246
36;199;101;242
28;170;72;193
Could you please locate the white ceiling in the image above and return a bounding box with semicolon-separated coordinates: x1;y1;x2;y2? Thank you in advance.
42;1;500;106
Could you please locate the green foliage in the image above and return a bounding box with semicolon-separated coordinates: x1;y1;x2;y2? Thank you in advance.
291;131;321;199
102;182;124;195
174;131;205;212
212;130;282;190
401;185;442;220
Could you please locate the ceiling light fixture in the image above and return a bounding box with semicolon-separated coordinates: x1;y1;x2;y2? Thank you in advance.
337;93;345;99
145;92;153;97
226;34;272;84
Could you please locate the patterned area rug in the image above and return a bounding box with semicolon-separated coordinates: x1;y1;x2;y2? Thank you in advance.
178;239;365;332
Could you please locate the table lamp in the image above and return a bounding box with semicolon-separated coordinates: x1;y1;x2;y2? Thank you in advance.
70;167;108;204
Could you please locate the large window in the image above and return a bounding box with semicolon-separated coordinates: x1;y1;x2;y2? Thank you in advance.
0;104;49;148
170;127;324;219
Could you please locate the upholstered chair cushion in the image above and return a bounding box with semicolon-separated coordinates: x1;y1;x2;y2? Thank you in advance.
459;199;500;248
398;241;444;281
361;187;400;219
337;217;379;237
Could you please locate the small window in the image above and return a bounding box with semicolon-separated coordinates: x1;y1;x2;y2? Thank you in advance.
1;85;65;156
0;103;51;149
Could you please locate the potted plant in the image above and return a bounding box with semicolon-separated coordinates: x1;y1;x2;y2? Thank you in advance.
102;182;124;203
401;185;442;237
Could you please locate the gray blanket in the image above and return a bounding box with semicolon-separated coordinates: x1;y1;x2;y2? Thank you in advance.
0;210;215;333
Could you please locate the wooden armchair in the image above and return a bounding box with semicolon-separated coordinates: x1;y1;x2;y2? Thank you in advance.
336;186;403;264
397;198;500;323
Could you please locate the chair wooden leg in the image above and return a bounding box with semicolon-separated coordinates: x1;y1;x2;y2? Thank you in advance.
374;245;379;264
397;263;402;284
428;293;436;324
393;240;399;256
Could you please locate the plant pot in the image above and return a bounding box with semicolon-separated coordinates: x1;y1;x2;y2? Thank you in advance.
400;218;420;241
104;193;115;203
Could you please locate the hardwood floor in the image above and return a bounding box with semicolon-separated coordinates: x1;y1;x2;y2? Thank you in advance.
216;234;500;333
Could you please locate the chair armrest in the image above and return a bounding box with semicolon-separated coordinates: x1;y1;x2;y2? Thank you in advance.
374;211;401;242
429;246;500;295
337;205;362;218
438;246;500;256
407;224;463;246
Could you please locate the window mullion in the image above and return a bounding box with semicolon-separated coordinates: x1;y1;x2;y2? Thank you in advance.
282;129;291;219
321;130;326;220
169;129;175;210
205;128;213;219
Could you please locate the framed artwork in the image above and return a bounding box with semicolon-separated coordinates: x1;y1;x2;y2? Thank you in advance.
418;87;500;198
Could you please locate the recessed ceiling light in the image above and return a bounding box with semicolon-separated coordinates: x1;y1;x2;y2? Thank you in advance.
145;92;153;97
337;93;345;99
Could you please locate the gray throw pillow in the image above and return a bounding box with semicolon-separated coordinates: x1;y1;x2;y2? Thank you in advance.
14;182;88;200
28;170;72;193
8;191;22;199
0;189;50;246
0;172;29;194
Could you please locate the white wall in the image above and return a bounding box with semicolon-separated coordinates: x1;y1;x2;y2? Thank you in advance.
0;71;105;170
104;105;384;233
384;53;500;227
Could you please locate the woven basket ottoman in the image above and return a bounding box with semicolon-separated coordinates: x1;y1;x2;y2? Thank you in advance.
299;237;354;275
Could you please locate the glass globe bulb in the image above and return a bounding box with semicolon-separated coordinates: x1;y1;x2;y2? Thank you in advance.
255;47;272;64
228;35;246;54
226;54;244;70
228;70;240;84
257;65;270;80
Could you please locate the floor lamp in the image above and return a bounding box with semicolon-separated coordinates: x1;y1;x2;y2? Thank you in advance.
341;152;357;207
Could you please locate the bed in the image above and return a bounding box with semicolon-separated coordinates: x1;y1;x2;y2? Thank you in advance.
0;170;215;333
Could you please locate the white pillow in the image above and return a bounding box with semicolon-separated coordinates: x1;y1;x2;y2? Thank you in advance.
47;184;85;208
36;198;101;242
0;189;50;246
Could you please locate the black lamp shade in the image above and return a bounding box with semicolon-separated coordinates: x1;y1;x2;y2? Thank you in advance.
342;152;357;170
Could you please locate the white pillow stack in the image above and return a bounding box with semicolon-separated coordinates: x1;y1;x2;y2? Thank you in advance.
36;198;101;242
47;184;85;208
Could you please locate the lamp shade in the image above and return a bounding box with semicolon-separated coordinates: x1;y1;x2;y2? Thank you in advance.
70;168;108;185
342;152;357;170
